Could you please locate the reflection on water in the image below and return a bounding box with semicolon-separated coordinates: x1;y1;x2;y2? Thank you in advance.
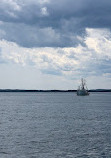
0;92;111;158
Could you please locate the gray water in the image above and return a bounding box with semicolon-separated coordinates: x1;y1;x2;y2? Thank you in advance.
0;92;111;158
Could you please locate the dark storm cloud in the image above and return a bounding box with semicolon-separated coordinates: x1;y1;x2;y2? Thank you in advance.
0;0;111;47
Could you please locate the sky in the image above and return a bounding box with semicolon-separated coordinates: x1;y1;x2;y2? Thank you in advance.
0;0;111;89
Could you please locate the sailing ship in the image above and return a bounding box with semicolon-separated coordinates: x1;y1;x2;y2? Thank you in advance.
77;78;89;96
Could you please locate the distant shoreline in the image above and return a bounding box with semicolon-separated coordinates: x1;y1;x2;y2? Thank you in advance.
0;89;111;92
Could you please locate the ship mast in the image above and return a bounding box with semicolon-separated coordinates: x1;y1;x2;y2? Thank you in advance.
81;78;85;89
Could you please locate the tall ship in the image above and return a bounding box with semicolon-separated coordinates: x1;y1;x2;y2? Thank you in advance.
77;78;89;96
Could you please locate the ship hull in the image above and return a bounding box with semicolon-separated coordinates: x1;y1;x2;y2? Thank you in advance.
77;89;89;96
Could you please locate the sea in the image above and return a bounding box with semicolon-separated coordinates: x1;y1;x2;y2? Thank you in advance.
0;92;111;158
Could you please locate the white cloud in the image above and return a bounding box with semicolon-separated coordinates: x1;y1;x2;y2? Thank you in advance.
41;7;49;16
1;0;21;11
85;28;111;59
39;0;50;4
0;28;111;85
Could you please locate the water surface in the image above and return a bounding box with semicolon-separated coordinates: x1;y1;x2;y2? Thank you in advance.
0;92;111;158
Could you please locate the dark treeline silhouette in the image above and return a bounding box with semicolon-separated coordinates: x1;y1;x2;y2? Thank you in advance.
0;89;111;92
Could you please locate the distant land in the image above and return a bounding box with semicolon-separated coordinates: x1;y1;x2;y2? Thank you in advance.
0;89;111;92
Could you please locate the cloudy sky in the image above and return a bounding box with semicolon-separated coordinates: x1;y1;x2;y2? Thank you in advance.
0;0;111;89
